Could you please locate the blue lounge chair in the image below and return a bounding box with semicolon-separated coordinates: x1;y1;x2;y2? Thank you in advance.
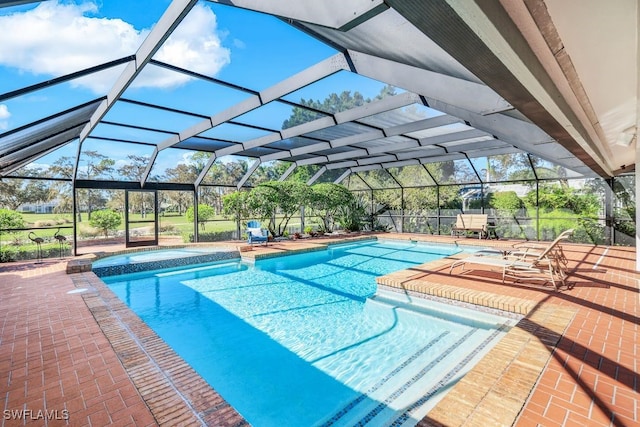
246;220;269;245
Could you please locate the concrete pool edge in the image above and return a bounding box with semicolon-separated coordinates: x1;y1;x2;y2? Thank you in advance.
69;271;248;427
377;256;577;426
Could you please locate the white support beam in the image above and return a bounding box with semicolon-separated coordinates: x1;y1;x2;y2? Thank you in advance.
334;170;352;184
307;166;327;185
418;129;490;146
357;154;398;166
464;146;521;159
381;159;420;169
297;156;328;166
140;147;159;186
278;163;297;181
346;153;469;175
78;0;197;145
347;50;514;116
1;139;75;177
326;160;358;170
327;149;368;162
289;114;460;158
237;159;261;189
233;91;422;162
156;53;351;152
208;0;387;30
194;153;217;187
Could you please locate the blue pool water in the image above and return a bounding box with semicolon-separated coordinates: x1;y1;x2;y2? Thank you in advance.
102;240;517;426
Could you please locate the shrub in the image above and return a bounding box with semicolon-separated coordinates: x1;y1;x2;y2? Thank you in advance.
159;224;178;234
78;224;102;238
89;209;122;238
182;230;235;243
0;245;18;262
34;220;55;227
186;204;216;230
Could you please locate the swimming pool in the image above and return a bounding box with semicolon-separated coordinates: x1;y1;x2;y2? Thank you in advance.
102;239;518;426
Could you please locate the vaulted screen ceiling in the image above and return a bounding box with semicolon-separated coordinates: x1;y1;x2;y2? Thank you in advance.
0;0;637;186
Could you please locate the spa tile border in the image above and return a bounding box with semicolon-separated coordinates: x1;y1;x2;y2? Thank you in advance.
92;250;240;277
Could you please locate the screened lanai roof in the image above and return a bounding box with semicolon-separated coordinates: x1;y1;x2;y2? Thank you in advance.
0;0;637;189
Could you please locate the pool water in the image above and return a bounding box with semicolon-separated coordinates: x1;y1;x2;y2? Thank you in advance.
103;240;517;426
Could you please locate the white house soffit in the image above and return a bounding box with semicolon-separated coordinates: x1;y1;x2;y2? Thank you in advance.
79;0;198;143
446;0;613;175
209;0;387;30
156;53;350;152
347;50;514;116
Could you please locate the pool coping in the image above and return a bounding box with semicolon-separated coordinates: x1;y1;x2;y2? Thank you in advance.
72;237;577;426
70;272;248;427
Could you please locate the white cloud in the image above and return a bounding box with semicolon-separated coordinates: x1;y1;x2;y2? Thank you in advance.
0;104;10;130
0;1;231;94
232;38;246;49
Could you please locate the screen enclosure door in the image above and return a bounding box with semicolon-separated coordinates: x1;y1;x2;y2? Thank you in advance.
125;190;158;247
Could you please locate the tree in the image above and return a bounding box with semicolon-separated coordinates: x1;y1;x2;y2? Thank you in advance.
0;178;49;210
282;85;397;183
308;183;355;233
0;209;25;231
221;191;251;224
487;191;524;213
72;150;115;221
186;204;215;230
89;209;121;238
247;181;311;236
118;154;151;217
163;152;210;215
47;156;75;215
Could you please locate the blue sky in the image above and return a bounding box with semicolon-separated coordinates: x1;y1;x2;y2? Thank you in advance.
0;0;393;179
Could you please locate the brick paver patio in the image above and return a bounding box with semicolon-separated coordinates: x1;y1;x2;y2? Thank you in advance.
1;234;638;426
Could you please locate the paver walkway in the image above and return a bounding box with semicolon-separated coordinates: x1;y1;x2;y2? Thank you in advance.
0;260;156;426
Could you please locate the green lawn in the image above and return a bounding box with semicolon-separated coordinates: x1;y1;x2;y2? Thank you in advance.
16;212;237;236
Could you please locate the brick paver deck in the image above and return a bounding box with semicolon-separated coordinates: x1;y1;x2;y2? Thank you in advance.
1;234;638;426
